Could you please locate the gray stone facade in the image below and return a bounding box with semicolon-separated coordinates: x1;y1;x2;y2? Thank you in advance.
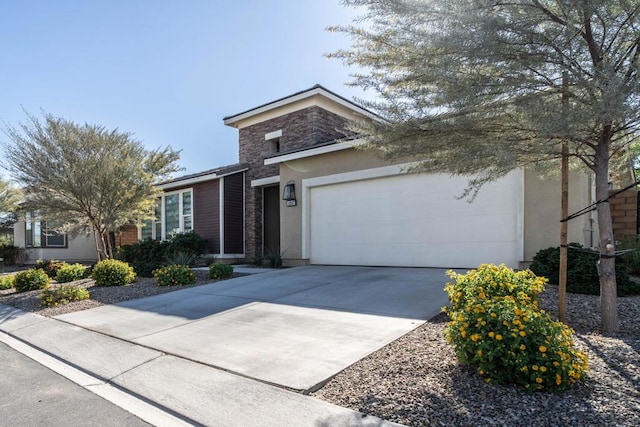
239;106;350;260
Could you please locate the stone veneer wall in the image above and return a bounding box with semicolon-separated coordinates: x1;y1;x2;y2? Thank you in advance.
238;106;350;259
609;189;638;241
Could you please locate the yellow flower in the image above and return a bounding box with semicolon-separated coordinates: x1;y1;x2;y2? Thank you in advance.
540;366;547;372
535;377;543;384
556;374;562;385
532;365;539;371
519;331;526;337
488;332;495;338
539;346;547;353
461;331;467;338
519;344;526;350
495;334;503;341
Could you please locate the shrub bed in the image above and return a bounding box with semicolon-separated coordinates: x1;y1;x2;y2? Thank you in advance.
208;263;233;280
14;269;51;293
92;259;136;287
39;285;90;307
55;263;89;283
444;264;588;392
530;243;639;296
117;232;207;277
35;259;68;279
153;264;197;286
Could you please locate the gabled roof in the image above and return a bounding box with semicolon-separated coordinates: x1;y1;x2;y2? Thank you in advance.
223;84;380;128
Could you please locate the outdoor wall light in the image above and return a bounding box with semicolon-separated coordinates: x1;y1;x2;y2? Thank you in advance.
283;181;297;206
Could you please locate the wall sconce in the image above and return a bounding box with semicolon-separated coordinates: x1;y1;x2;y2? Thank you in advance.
283;181;297;207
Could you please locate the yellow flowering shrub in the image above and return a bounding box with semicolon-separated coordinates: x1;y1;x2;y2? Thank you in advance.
92;259;136;287
39;285;90;307
208;263;234;280
14;269;51;292
444;264;588;391
446;264;546;312
0;274;15;290
153;264;197;287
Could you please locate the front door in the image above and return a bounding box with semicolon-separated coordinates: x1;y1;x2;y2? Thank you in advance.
263;185;280;256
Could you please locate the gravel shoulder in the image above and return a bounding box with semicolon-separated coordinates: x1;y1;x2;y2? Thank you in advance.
1;271;638;426
0;270;240;317
313;286;640;427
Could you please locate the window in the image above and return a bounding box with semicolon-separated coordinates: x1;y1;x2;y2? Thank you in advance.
265;130;282;155
140;189;193;240
24;211;67;248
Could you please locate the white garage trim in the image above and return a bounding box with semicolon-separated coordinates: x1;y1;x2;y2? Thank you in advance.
301;164;525;266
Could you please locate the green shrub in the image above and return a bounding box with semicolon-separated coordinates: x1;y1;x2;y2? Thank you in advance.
208;263;234;280
165;250;198;267
153;264;197;286
167;231;207;259
530;243;639;296
14;269;51;292
55;263;89;283
444;264;588;392
0;275;15;290
35;259;68;278
117;239;170;277
0;245;22;265
39;285;90;307
618;237;640;275
117;232;207;277
92;259;136;287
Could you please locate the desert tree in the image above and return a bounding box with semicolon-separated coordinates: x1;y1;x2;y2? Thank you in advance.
331;0;640;335
2;112;181;260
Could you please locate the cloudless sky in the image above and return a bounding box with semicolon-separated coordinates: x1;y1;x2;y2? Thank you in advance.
0;0;371;177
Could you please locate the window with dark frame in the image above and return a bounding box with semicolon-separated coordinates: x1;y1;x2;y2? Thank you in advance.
24;211;67;248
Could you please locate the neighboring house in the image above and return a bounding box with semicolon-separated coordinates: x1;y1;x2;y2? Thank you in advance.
13;210;98;264
12;84;635;268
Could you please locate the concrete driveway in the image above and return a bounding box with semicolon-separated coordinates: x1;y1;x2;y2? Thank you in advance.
57;265;449;392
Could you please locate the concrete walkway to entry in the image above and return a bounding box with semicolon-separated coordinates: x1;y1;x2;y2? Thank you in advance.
56;265;449;392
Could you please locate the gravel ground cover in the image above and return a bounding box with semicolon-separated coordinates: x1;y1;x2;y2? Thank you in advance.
0;270;241;317
313;285;640;427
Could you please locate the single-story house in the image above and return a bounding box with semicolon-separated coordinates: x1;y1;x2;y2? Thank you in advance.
13;85;636;268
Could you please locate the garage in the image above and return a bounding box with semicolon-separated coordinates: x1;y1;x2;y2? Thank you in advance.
307;170;523;268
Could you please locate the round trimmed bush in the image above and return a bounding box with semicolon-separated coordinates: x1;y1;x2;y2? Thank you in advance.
92;259;136;287
0;274;16;290
55;263;89;283
208;263;233;280
39;285;90;307
153;264;197;287
14;269;51;293
444;264;588;392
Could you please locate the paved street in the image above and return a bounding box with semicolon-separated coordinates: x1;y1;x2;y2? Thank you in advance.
0;342;150;427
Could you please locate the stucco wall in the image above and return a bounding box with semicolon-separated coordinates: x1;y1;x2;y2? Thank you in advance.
279;148;594;266
14;221;98;264
523;170;594;262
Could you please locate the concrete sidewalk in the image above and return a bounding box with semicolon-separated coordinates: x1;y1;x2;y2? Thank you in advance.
0;304;401;427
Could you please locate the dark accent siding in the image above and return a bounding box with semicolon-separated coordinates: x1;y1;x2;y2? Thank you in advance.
193;180;220;253
224;172;245;254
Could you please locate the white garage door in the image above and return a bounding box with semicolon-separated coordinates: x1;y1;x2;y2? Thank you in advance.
308;171;522;268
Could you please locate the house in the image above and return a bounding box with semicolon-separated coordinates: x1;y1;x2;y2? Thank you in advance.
13;85;636;268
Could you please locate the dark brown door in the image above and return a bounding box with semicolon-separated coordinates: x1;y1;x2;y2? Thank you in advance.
263;186;280;256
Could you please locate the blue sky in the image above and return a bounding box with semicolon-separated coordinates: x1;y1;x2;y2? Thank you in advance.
1;1;370;176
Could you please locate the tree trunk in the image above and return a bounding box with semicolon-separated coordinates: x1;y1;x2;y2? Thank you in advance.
594;136;619;335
